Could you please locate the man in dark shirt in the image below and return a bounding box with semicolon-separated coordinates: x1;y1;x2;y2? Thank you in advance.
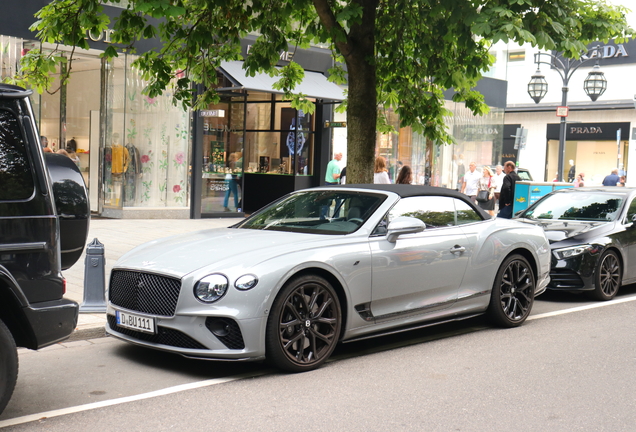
602;168;620;186
498;161;521;219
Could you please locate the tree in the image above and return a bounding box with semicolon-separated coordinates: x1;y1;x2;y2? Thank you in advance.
13;0;634;184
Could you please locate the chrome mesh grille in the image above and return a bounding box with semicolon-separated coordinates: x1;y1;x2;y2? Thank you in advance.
109;270;181;317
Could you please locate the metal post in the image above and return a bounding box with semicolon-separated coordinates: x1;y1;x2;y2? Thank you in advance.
80;238;107;313
557;82;569;182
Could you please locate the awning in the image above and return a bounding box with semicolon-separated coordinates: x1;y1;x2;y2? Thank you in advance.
219;61;345;102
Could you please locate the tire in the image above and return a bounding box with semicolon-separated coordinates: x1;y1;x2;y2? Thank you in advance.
487;254;536;328
266;274;342;372
0;319;18;415
590;250;622;301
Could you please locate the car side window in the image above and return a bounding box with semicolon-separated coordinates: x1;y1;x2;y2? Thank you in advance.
455;199;483;225
626;198;636;224
388;196;457;228
0;108;34;201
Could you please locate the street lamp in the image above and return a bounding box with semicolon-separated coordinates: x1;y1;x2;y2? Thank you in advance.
527;47;607;181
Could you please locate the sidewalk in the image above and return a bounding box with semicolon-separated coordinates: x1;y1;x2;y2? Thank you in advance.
65;217;243;341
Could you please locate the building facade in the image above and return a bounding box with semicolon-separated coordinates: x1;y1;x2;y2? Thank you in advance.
489;39;636;185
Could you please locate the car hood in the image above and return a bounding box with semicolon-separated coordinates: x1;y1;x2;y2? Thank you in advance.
518;219;614;244
114;227;341;277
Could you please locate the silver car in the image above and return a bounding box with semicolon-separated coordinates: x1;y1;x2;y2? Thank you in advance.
106;185;551;372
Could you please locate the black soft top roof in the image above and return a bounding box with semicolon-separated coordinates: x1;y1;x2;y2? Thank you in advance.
325;184;491;220
0;84;32;99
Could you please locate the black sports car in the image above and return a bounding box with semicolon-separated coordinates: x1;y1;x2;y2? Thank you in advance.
516;187;636;300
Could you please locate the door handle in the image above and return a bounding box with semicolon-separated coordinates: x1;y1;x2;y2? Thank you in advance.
450;245;466;254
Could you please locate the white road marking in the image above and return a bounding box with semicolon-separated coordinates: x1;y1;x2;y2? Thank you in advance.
2;295;636;428
528;294;636;320
0;372;268;429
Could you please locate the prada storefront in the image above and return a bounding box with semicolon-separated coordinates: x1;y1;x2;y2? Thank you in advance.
546;122;630;184
191;38;345;217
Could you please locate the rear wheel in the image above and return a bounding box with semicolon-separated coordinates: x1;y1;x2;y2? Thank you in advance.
487;254;535;327
266;275;341;372
590;250;622;301
0;319;18;415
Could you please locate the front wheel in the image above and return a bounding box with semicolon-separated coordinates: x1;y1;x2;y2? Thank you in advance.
0;319;18;415
487;254;536;327
590;250;622;301
266;275;342;372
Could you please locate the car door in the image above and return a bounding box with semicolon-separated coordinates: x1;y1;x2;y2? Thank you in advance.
368;196;474;320
620;195;636;281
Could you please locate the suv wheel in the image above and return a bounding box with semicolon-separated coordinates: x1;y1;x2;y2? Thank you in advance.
0;319;18;414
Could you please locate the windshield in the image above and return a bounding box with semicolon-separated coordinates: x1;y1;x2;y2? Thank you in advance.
522;192;625;222
236;190;386;234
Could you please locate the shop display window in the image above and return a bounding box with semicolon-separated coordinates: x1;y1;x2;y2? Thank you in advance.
103;55;191;209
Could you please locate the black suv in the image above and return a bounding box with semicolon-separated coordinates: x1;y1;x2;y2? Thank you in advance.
0;84;89;414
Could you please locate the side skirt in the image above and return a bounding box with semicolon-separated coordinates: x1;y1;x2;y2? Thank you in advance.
342;313;483;344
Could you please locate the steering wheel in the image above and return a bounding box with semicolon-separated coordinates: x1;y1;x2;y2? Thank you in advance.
348;218;364;226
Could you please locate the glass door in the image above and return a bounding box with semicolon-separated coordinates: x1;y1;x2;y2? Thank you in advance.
201;95;245;214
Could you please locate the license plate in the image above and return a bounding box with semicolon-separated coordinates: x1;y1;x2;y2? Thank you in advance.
115;310;156;334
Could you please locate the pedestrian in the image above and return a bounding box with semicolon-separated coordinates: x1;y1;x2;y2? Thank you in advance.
66;138;80;168
618;175;626;187
324;152;342;185
396;165;413;184
460;162;480;202
41;135;53;153
493;164;505;202
573;173;585;187
56;148;70;157
476;166;496;217
497;161;521;219
374;156;391;184
602;168;620;186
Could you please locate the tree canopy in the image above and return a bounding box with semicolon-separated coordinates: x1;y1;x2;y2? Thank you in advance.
12;0;634;184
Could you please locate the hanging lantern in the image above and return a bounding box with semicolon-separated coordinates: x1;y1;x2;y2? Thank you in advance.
584;64;607;102
527;68;548;104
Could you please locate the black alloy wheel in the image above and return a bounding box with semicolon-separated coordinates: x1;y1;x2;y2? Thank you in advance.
487;254;535;327
266;275;342;372
0;319;18;415
591;250;622;301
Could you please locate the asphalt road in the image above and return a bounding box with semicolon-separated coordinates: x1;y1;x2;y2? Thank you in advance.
1;285;636;431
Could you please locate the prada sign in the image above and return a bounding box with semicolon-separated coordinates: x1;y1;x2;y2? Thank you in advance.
547;122;630;140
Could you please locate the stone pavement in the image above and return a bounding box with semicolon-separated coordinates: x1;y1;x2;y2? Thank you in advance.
65;216;244;341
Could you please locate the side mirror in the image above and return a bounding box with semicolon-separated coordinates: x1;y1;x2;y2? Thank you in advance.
386;216;425;243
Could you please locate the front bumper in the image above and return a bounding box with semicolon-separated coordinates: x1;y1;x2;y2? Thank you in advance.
23;298;79;349
105;304;267;361
547;250;599;291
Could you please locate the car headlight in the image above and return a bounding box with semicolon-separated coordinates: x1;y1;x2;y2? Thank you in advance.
553;245;595;260
194;274;229;303
235;274;258;291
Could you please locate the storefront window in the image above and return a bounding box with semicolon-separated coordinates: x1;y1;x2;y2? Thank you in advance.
200;96;245;213
374;101;504;189
103;54;191;210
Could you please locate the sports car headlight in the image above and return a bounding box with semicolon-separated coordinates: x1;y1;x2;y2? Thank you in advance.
235;274;258;291
194;274;228;303
553;245;595;260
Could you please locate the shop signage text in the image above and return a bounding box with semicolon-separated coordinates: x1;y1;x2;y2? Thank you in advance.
87;29;115;43
570;126;602;134
582;44;628;60
246;45;294;62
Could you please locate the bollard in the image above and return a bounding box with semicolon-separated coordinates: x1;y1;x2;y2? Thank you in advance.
79;238;107;313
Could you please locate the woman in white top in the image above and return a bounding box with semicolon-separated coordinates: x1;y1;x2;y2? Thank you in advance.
374;156;391;184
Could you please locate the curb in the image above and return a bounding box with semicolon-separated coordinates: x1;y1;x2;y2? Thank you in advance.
66;325;108;342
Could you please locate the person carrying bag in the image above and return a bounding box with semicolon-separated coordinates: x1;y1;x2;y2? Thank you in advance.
477;166;496;216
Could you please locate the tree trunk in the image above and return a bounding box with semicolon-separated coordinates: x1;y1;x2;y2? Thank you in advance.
343;0;378;185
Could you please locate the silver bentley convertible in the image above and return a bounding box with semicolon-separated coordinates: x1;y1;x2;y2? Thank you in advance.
106;185;551;372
